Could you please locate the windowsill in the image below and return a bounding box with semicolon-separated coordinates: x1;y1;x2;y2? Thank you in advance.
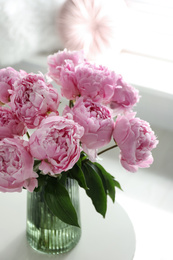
117;51;173;96
26;51;173;97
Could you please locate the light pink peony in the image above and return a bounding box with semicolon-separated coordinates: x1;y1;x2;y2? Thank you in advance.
47;49;85;99
0;138;38;192
0;107;26;140
29;116;84;175
59;61;79;99
105;75;140;115
64;97;114;159
47;49;85;82
113;113;158;172
75;62;116;103
0;67;26;103
9;73;60;128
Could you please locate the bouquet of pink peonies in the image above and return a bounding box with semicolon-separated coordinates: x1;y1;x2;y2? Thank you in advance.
0;49;158;227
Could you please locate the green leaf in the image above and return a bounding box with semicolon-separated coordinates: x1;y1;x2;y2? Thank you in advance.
114;179;123;191
93;162;116;202
34;173;47;192
59;172;68;186
33;160;41;172
44;180;80;227
68;162;88;190
82;161;107;218
77;157;82;168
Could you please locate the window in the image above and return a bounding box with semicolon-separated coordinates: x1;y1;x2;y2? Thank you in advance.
122;0;173;61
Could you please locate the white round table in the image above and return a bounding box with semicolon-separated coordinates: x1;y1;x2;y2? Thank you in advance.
0;189;135;260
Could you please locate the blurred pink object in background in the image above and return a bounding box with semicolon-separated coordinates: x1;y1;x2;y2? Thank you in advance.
57;0;127;60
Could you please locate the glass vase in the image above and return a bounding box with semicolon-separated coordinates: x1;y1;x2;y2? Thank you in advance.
26;178;81;254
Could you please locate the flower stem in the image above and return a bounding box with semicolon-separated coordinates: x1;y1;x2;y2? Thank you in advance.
98;144;118;156
26;131;30;140
69;100;74;108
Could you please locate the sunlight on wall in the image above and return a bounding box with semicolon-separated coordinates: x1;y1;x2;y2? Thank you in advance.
101;0;173;95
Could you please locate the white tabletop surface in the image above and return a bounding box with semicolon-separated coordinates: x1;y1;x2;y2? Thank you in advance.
0;189;135;260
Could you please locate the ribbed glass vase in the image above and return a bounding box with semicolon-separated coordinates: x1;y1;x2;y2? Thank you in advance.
26;178;81;254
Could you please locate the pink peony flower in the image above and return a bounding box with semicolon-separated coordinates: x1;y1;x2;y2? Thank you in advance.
64;97;114;159
47;49;85;99
0;138;38;192
59;61;79;99
9;73;60;128
29;116;84;175
105;75;140;115
0;107;26;140
75;62;116;103
113;113;158;172
0;67;26;103
47;49;85;82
